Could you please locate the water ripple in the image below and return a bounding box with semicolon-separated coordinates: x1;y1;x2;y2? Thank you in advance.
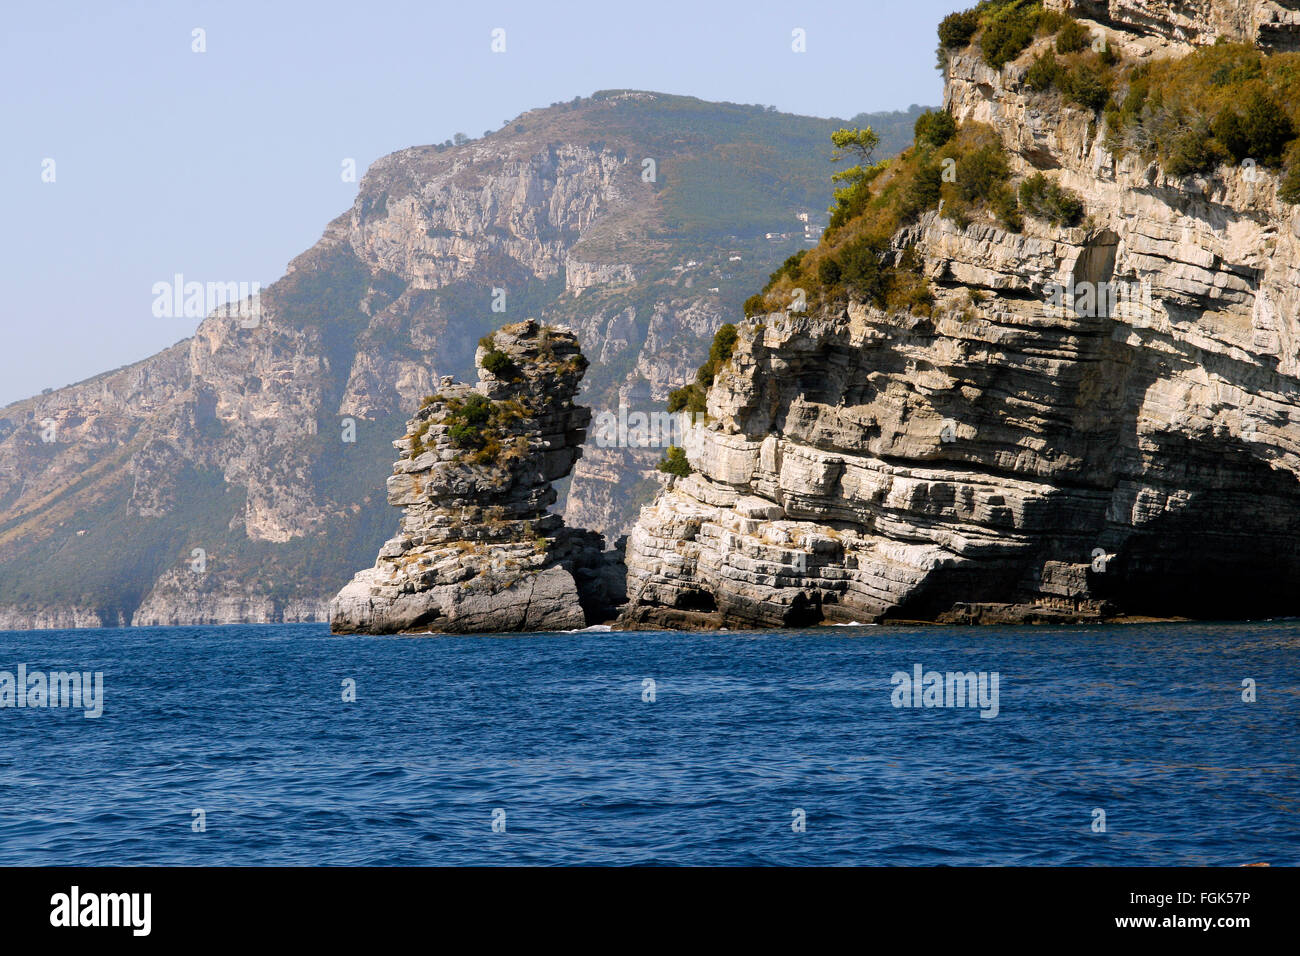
0;621;1295;865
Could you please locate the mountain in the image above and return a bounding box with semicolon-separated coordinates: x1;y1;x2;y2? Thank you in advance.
621;0;1300;627
0;92;924;629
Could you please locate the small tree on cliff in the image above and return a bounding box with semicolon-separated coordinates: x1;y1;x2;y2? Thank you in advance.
831;127;880;181
829;126;885;227
656;446;692;478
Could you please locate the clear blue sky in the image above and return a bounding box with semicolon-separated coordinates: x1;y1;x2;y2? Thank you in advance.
0;0;961;406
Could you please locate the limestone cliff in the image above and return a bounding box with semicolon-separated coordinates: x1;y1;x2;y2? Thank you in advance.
1067;0;1300;50
329;321;623;634
622;1;1300;627
0;95;921;629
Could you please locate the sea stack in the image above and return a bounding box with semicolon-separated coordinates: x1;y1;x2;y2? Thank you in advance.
329;320;623;634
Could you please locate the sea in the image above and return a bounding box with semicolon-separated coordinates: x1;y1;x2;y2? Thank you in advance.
0;621;1295;866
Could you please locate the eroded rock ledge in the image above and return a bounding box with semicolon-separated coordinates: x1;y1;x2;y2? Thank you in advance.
329;320;624;634
620;2;1300;629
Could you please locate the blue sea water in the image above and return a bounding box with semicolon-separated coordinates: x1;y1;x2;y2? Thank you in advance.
0;621;1295;866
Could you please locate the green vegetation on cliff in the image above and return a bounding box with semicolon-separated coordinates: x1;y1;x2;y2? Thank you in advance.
939;1;1060;69
941;0;1300;195
667;323;738;417
1106;42;1300;193
656;446;693;478
741;115;1038;319
446;393;494;449
407;390;533;470
665;10;1112;409
1018;172;1085;225
941;1;1119;112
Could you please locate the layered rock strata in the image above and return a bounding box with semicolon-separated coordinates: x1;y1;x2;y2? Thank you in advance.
2;93;917;629
622;3;1300;628
1061;0;1300;51
330;321;623;634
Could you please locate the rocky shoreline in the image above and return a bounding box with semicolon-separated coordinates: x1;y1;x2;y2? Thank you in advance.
618;0;1300;629
12;1;1300;636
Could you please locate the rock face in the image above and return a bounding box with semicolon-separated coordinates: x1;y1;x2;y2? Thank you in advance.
330;321;623;634
622;4;1300;628
1060;0;1300;51
0;93;922;630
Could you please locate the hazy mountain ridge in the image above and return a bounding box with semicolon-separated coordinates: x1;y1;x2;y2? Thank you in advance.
0;93;925;629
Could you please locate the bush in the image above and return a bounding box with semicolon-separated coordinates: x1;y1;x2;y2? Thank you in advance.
938;135;1022;231
956;144;1011;203
828;171;876;230
829;128;887;229
1280;164;1300;203
1026;51;1062;91
656;446;693;478
1036;8;1069;33
938;9;980;50
1281;142;1300;202
409;419;432;457
762;251;806;293
1212;89;1294;165
1105;42;1300;176
1212;109;1248;160
446;393;494;449
915;109;958;147
1056;18;1090;54
837;236;890;306
1165;120;1229;176
981;1;1040;69
886;247;936;314
817;257;843;286
1059;61;1111;111
992;189;1023;231
481;348;517;378
711;324;740;361
741;122;1012;318
1018;172;1085;225
693;323;740;388
459;393;492;424
448;421;483;448
899;159;944;220
706;323;738;369
667;385;706;416
1208;49;1264;87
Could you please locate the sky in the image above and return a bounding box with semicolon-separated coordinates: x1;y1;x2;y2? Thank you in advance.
0;0;962;406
